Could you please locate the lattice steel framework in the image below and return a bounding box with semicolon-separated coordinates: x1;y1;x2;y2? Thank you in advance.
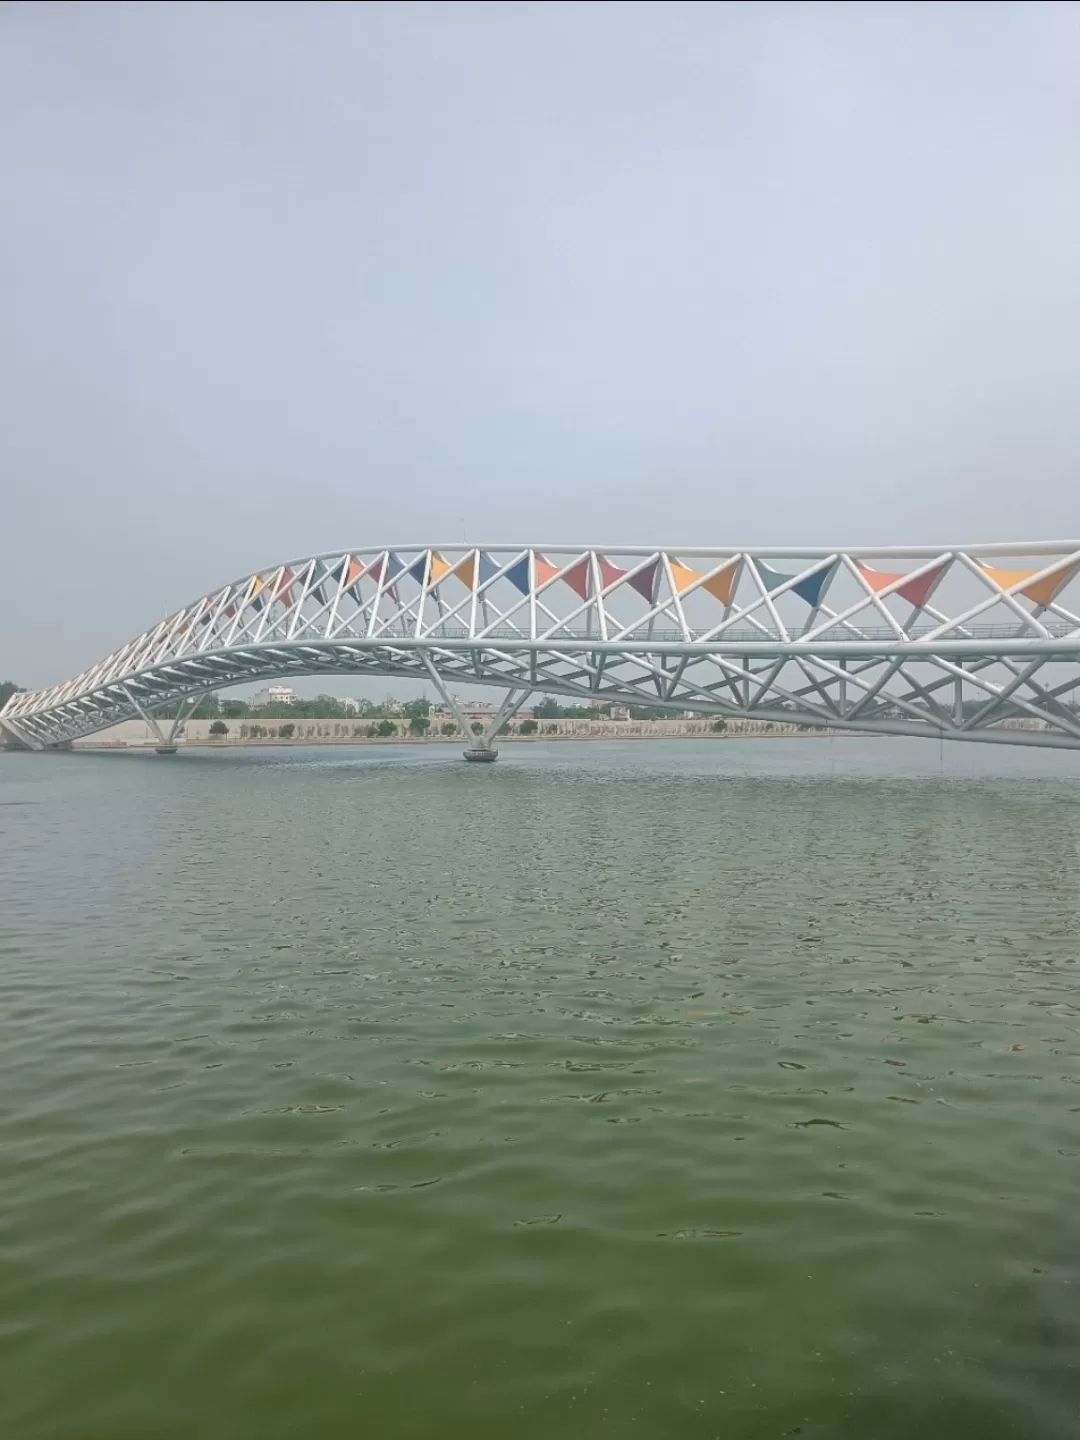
5;542;1080;751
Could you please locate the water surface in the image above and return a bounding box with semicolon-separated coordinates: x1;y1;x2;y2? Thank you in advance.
2;738;1079;1439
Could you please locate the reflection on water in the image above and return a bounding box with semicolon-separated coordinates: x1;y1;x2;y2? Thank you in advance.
1;738;1079;1439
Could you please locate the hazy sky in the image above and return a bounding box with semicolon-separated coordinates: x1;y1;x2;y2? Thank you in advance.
3;0;1080;690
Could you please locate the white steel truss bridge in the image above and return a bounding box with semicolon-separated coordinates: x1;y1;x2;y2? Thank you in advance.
6;542;1080;755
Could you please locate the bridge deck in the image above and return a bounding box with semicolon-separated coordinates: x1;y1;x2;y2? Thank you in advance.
6;543;1080;751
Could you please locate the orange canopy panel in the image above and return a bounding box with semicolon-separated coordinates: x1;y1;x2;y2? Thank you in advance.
980;565;1039;591
669;557;739;605
856;565;905;594
701;559;739;606
532;554;562;590
1024;564;1078;606
451;553;476;590
668;560;701;594
980;563;1077;607
429;553;452;584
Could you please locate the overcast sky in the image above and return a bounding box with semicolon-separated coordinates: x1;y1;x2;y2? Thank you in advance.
3;0;1080;692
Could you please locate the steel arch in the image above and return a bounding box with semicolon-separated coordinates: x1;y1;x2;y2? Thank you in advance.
5;542;1080;750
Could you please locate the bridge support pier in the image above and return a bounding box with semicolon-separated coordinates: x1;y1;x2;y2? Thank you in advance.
420;655;529;761
123;687;205;754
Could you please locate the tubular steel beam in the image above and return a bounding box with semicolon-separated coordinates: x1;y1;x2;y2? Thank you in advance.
5;542;1080;754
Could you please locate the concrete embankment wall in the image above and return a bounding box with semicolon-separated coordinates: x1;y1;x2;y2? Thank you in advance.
72;716;837;748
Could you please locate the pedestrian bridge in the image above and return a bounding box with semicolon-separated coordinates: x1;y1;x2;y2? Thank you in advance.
5;542;1080;753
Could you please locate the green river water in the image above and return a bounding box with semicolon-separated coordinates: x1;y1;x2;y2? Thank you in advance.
1;738;1078;1439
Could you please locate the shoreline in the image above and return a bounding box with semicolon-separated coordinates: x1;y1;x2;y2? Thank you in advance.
72;729;869;752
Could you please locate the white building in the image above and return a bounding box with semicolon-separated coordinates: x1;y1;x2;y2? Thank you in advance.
250;684;297;708
446;695;495;719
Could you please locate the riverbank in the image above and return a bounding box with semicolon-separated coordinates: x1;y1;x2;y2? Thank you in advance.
179;731;857;750
71;717;863;750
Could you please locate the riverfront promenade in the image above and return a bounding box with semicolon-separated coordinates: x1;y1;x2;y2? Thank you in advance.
70;716;848;750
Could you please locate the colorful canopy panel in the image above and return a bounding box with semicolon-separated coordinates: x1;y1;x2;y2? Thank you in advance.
194;548;1080;647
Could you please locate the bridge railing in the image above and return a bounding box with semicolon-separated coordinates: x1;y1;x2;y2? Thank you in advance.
353;621;1080;644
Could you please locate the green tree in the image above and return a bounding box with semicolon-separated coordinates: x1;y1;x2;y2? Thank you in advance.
535;698;595;719
471;721;484;735
243;695;356;721
209;719;228;736
711;718;727;733
221;700;249;718
409;716;430;735
376;719;397;737
279;722;295;739
440;722;457;736
519;718;538;735
0;680;24;709
403;697;431;721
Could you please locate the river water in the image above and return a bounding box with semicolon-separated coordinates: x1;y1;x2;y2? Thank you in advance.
1;738;1078;1439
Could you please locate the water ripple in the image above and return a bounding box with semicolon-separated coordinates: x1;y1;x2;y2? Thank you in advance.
2;740;1080;1438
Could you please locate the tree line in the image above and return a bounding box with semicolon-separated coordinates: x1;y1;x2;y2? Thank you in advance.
0;683;680;728
206;716;516;740
2;681;676;725
197;692;682;722
193;694;433;720
533;696;676;720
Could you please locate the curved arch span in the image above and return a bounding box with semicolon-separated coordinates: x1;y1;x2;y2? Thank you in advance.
5;542;1080;751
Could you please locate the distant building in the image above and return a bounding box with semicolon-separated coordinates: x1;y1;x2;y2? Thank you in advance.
250;684;297;708
609;705;630;721
446;695;496;719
